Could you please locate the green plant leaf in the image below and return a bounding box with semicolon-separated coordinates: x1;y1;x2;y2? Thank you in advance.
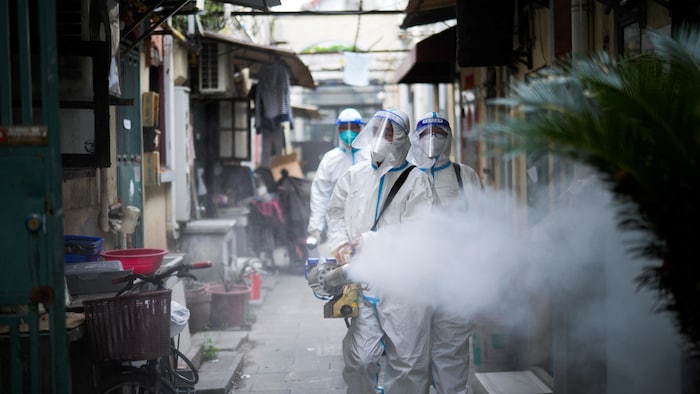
484;26;700;357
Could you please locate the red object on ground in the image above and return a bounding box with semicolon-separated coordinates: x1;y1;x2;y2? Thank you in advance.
100;248;168;274
244;273;262;301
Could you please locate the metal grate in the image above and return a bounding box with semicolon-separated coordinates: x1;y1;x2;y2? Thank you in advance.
199;42;221;92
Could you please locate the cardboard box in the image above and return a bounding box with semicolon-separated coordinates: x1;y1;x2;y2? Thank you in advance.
270;152;304;181
142;92;159;127
474;371;552;394
466;323;517;393
471;327;514;367
143;151;160;186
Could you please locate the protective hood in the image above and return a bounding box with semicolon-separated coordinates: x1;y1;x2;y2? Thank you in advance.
352;109;411;170
409;112;453;169
337;108;364;148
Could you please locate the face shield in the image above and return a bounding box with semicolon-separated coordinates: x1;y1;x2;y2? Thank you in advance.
409;114;453;169
353;109;411;167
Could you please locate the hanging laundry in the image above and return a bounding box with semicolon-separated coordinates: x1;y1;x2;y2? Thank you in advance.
343;51;371;86
255;62;294;131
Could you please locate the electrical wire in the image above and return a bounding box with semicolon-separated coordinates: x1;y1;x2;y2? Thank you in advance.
353;0;363;52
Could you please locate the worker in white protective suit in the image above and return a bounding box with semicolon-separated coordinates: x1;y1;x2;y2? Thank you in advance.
307;108;369;247
326;108;434;394
409;111;483;394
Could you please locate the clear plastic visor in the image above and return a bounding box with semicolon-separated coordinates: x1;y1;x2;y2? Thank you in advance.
368;117;395;153
353;115;396;151
417;124;449;158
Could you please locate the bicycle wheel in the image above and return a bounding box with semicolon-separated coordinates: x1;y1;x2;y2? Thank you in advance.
99;372;176;394
165;345;199;386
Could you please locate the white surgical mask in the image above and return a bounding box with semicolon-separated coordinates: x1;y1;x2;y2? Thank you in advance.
432;136;450;157
420;134;449;158
371;139;392;164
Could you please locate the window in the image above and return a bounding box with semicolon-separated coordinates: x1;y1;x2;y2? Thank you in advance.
218;99;251;161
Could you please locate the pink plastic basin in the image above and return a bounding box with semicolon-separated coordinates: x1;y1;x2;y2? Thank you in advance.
100;248;168;275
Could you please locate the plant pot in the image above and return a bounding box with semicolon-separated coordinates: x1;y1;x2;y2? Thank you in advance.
206;284;250;329
185;287;212;333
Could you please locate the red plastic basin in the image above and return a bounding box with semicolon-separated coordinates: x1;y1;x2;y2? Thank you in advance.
100;248;168;275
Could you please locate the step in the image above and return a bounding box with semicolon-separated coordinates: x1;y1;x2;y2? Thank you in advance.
189;330;249;394
195;350;245;394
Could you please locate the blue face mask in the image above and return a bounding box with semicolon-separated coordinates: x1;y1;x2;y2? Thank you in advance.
339;130;359;146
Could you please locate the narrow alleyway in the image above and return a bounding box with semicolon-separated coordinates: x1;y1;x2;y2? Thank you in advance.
232;271;348;393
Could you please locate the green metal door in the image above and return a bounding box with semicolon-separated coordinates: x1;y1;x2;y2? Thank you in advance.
0;0;68;392
116;49;144;247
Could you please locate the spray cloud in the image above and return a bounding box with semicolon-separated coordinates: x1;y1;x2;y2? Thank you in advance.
343;176;684;391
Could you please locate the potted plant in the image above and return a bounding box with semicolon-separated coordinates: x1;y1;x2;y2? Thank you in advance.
184;279;211;333
206;257;261;329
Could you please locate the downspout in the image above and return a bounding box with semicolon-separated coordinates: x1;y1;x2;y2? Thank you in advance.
99;168;111;233
549;0;556;60
571;0;591;181
571;0;590;56
164;34;180;240
100;108;118;236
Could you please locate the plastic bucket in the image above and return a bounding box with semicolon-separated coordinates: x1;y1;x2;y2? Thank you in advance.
244;273;262;301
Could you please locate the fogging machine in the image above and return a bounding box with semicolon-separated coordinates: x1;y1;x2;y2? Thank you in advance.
305;260;359;319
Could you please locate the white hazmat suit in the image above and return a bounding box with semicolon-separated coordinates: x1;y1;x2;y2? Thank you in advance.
326;109;434;394
409;111;483;394
307;108;369;241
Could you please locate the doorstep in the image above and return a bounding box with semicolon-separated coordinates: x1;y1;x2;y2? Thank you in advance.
189;330;248;394
473;370;553;394
187;270;279;393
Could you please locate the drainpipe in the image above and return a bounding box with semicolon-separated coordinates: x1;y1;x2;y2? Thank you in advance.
164;34;180;240
549;0;556;60
99;167;111;233
571;0;591;181
571;0;590;56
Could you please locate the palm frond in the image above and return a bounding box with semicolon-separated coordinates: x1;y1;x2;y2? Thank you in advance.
483;28;700;356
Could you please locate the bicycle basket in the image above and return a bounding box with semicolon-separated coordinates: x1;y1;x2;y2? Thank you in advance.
83;289;172;362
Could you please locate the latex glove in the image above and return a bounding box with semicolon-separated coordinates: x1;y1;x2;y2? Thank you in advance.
310;230;321;242
306;230;321;249
333;243;356;265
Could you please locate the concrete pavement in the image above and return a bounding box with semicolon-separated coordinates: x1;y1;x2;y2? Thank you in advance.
190;264;553;394
231;270;348;393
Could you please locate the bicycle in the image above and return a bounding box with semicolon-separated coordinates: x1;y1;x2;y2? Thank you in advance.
82;260;212;393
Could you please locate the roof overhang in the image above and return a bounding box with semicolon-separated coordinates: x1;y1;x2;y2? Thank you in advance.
202;31;316;89
394;26;456;84
292;104;321;119
400;0;455;29
218;0;281;11
455;0;514;67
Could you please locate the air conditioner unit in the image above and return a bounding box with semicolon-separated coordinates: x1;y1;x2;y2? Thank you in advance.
199;42;230;94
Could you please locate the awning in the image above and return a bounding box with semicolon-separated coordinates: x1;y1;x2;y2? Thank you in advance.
222;0;281;10
292;104;321;119
202;31;316;89
394;26;456;84
400;0;455;29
